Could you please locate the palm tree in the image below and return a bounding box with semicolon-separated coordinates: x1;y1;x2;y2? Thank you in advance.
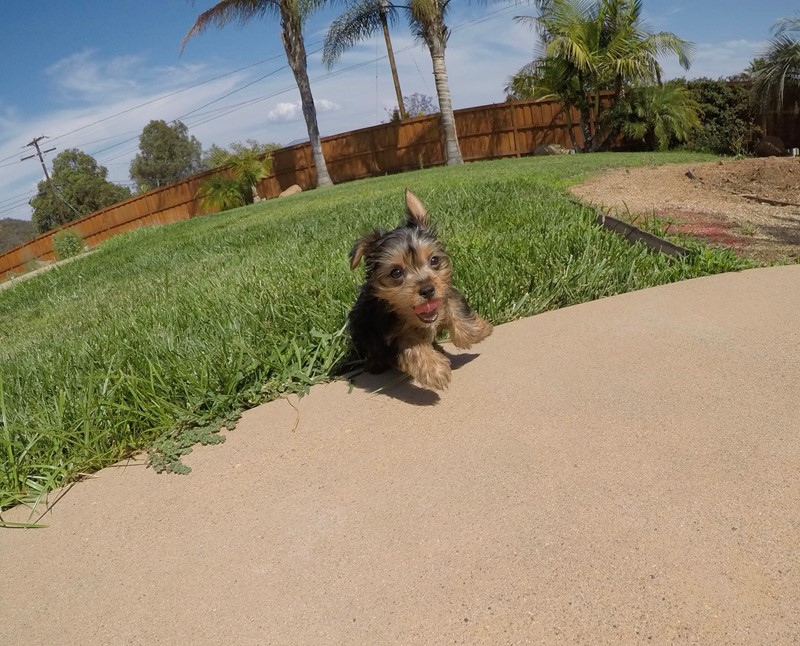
324;0;463;165
517;0;601;150
517;0;693;151
197;149;273;211
182;0;334;188
752;13;800;117
323;0;408;119
612;82;699;150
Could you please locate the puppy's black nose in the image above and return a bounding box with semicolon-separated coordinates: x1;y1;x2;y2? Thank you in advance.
418;284;435;299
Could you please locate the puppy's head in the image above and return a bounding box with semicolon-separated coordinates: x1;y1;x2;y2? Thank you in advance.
350;190;452;326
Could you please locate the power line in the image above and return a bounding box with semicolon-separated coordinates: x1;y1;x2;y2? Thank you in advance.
2;4;522;206
46;55;287;146
2;4;519;168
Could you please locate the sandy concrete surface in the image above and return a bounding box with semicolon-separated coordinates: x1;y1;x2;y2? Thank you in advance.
2;266;799;645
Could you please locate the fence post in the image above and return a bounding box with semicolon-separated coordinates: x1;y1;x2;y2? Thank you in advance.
509;102;521;158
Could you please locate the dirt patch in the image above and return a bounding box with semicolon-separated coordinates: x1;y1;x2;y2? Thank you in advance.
571;157;800;264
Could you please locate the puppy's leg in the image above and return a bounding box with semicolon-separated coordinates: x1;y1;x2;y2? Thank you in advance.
397;342;452;390
446;288;493;349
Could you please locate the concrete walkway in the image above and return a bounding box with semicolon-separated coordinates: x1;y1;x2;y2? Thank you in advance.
2;266;799;645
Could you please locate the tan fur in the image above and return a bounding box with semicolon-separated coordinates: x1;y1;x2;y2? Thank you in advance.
348;189;493;390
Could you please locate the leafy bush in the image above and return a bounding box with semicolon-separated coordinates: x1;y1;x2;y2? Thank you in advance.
52;230;84;260
197;151;273;213
678;78;761;155
610;83;701;151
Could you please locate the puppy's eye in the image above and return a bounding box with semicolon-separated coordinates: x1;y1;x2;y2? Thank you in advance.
389;267;404;280
430;255;440;268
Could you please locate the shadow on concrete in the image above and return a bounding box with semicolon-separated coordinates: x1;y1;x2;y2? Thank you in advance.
348;351;481;406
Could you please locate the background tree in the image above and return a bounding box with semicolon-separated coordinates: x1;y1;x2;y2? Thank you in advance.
679;77;761;156
751;13;800;117
610;81;699;150
324;0;464;165
324;0;408;119
183;0;334;188
31;149;132;234
202;138;281;169
515;0;693;151
130;120;203;192
197;148;274;212
385;92;438;121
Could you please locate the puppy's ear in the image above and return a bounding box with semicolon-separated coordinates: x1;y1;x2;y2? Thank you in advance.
349;230;383;270
404;189;430;229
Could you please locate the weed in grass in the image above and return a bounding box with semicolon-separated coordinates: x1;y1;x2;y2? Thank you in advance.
52;231;85;260
0;153;752;508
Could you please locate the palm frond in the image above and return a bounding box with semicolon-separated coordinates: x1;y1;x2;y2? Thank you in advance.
772;13;800;36
753;34;800;110
182;0;282;51
322;0;398;67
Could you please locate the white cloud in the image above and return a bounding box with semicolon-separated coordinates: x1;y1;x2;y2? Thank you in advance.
264;98;340;124
45;50;143;101
266;101;302;123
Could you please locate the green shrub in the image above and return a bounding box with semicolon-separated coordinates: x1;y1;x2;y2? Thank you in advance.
197;151;273;213
52;230;84;260
678;78;761;156
611;83;701;151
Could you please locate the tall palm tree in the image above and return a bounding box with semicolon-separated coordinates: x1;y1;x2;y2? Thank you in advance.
183;0;334;188
323;0;408;119
324;0;463;165
752;13;800;116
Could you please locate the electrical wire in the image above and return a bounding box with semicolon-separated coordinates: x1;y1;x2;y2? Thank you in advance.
1;3;524;219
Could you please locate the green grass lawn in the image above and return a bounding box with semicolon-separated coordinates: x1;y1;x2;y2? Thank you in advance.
0;152;753;510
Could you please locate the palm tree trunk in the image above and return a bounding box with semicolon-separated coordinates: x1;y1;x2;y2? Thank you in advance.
379;9;407;120
564;104;579;151
579;107;593;152
281;10;334;188
576;72;592;152
591;87;603;151
428;39;463;165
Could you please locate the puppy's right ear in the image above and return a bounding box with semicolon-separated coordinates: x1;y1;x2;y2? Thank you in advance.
349;230;383;270
404;189;430;229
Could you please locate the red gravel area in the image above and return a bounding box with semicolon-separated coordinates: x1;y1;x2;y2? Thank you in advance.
572;157;800;263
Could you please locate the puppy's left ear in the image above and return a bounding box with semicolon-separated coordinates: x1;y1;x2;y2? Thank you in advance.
349;230;383;270
404;189;430;229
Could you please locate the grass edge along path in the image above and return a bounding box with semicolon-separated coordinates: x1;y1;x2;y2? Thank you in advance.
0;153;754;513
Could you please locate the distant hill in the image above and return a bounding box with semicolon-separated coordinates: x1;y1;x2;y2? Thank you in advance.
0;218;36;254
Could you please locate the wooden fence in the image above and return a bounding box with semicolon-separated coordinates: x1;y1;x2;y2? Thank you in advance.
0;93;599;279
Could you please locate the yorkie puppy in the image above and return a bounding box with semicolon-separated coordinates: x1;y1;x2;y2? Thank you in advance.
348;189;493;390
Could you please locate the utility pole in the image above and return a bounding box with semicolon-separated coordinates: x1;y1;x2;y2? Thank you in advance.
21;135;65;225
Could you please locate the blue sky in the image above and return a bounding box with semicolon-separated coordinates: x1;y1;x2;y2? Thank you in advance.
0;0;792;222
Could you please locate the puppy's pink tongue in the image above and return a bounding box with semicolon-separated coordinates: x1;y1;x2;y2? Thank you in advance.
413;299;441;315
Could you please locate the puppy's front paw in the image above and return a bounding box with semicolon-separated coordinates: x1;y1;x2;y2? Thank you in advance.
415;352;452;390
451;315;493;349
398;344;452;390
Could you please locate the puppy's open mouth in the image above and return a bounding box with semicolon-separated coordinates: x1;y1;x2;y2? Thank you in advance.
413;299;441;324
